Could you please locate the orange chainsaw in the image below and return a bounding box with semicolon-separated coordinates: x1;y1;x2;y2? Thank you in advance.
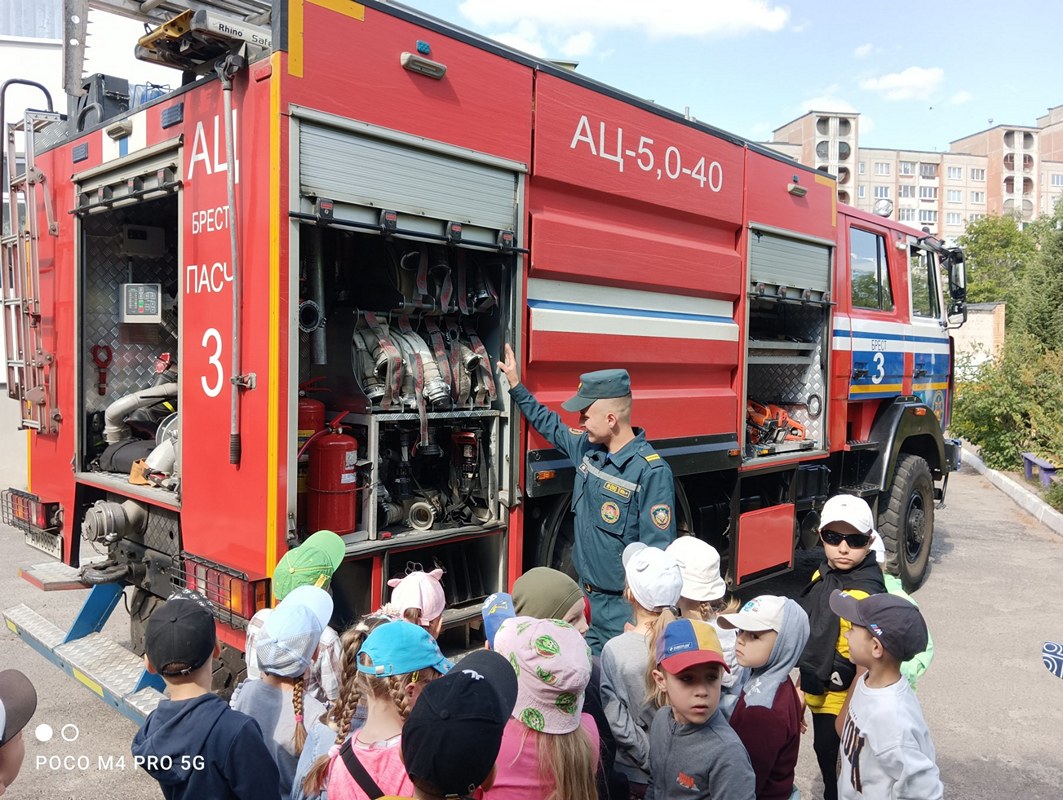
746;399;807;444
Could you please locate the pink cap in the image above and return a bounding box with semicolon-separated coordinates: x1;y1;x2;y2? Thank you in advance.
388;569;446;626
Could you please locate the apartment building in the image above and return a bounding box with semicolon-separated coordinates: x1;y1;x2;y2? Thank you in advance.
768;107;1063;243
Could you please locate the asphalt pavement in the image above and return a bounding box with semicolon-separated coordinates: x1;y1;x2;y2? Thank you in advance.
1;460;1062;798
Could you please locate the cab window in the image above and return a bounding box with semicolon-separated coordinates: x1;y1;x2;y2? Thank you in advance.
910;247;941;319
850;227;894;311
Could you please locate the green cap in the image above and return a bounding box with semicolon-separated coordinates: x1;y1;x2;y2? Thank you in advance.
561;369;631;412
271;529;346;602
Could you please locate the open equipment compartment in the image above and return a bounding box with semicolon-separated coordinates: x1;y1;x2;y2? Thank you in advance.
743;227;833;460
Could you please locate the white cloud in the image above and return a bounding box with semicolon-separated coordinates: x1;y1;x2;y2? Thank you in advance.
853;42;873;58
948;90;972;106
561;31;597;59
859;66;944;101
457;0;789;38
490;19;548;57
799;90;859;115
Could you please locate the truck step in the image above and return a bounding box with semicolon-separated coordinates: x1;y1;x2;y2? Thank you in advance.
3;603;165;725
19;561;89;591
838;482;879;498
844;440;879;451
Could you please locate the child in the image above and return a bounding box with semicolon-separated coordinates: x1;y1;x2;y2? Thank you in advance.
247;528;346;705
401;648;519;800
231;585;332;800
0;669;37;796
293;612;393;800
490;616;600;800
797;494;886;800
666;536;741;685
646;618;755;800
133;595;281;800
868;536;934;687
385;567;447;638
322;620;453;799
718;595;811;800
600;542;683;795
827;591;942;800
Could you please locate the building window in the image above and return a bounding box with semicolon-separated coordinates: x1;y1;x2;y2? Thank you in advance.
947;166;963;180
900;161;915;175
1052;174;1063;187
874;162;891;176
919;186;938;200
850;227;894;311
971;191;986;204
946;189;962;203
898;208;916;222
971;168;986;181
859;161;866;175
910;248;941;320
946;212;962;225
919;210;938;224
969;213;984;222
899;185;916;198
857;185;866;199
874;186;890;199
920;163;939;179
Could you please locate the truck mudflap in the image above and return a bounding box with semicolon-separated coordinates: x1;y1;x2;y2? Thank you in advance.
3;572;165;725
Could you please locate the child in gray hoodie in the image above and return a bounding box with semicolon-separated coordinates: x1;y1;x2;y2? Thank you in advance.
719;596;811;800
646;618;755;800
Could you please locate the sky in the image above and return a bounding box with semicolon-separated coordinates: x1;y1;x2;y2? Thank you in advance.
391;0;1063;152
18;1;1063;153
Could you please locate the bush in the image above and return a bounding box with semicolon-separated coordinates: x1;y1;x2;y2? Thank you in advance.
951;333;1063;470
1044;479;1063;512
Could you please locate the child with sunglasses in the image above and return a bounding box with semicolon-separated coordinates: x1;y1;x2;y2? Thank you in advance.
797;495;886;800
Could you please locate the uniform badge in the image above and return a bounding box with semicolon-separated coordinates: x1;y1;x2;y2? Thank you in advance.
603;481;631;499
651;504;671;530
569;427;583;435
600;501;621;524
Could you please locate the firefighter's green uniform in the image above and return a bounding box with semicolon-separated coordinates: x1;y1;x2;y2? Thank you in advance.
510;370;676;653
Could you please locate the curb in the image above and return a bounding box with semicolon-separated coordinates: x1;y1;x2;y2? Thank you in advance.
961;446;1063;537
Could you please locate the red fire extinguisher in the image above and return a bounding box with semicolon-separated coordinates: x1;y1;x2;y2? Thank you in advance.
297;380;327;529
304;412;359;535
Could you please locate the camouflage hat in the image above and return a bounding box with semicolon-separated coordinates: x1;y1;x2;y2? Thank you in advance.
271;529;346;602
492;616;591;734
561;368;631;412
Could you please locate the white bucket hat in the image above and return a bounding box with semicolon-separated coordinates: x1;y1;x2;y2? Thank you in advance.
666;536;726;602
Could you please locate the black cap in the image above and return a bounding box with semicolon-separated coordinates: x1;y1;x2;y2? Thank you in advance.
829;590;929;662
0;670;37;746
402;649;518;797
145;595;217;676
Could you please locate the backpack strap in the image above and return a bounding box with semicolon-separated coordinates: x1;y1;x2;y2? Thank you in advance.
339;739;385;799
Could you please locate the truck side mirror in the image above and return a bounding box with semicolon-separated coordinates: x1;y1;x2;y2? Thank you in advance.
945;249;967;328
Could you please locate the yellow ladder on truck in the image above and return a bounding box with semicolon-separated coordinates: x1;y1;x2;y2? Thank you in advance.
1;109;62;433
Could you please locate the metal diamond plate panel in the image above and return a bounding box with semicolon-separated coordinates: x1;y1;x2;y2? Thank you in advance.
55;632;148;698
19;560;87;589
126;686;166;718
143;506;181;557
3;603;66;649
81;202;179;417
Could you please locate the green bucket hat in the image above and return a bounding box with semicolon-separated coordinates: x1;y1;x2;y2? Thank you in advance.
271;529;346;602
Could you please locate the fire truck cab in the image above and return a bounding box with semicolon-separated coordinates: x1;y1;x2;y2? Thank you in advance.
1;0;964;722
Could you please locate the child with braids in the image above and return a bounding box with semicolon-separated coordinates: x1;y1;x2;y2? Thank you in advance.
302;620;453;800
292;613;393;800
599;543;684;797
231;585;332;800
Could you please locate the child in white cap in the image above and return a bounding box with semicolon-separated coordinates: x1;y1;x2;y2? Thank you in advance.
231;585;333;800
490;616;599;800
666;536;741;686
797;495;886;800
599;542;683;796
719;595;810;800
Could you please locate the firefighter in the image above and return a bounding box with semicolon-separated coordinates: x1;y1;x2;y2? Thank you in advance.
498;344;677;653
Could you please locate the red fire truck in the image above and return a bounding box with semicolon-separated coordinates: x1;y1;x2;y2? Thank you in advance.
1;0;965;720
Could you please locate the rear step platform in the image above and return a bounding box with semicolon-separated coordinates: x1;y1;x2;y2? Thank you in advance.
4;583;166;724
19;560;90;591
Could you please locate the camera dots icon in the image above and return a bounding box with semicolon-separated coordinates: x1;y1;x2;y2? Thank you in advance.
34;723;80;743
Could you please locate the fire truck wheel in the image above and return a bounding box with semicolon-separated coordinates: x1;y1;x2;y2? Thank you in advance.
129;588;164;657
212;642;247;701
878;454;934;592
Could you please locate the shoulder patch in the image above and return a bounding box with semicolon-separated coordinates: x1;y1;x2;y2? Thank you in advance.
568;427;584;435
651;504;672;530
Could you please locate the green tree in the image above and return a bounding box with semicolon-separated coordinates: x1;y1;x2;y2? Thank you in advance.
955;214;1036;304
1013;203;1063;348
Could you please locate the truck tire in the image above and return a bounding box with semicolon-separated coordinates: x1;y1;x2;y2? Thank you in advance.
878;454;934;591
